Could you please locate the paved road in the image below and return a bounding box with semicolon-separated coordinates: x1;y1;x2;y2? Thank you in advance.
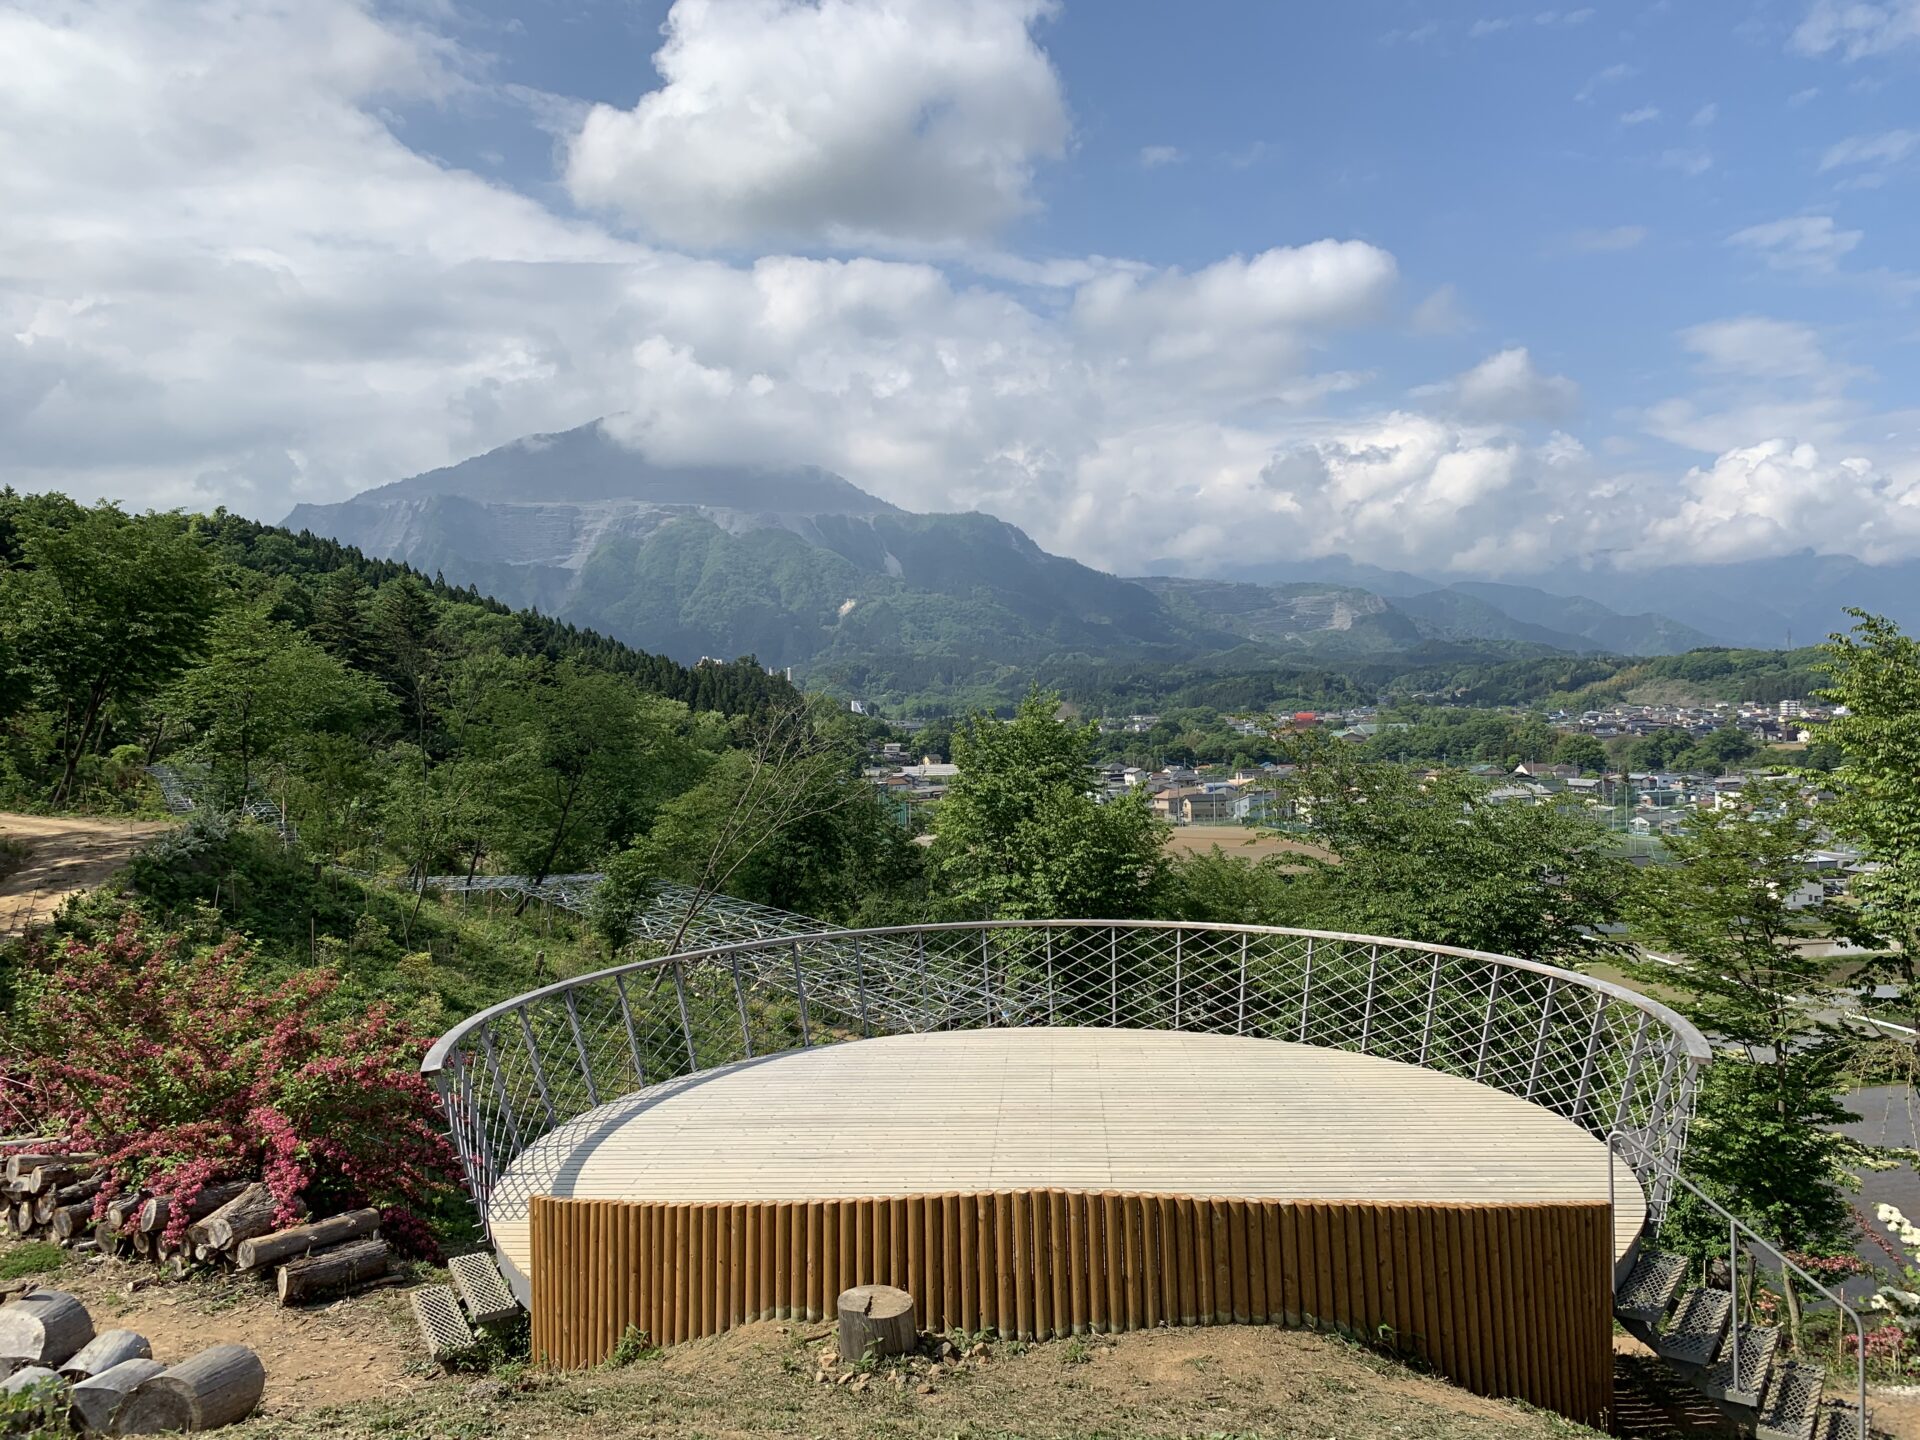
0;811;170;938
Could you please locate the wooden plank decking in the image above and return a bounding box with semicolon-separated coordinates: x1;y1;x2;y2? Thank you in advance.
490;1028;1646;1292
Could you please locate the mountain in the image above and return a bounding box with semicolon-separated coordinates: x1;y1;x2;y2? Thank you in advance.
285;422;1244;684
283;421;1766;699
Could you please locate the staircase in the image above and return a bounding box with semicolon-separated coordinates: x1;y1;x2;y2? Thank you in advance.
1615;1248;1866;1440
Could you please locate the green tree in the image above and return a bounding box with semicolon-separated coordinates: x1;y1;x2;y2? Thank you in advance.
1552;733;1609;774
1818;611;1920;1038
1282;745;1630;961
164;600;384;810
1626;781;1869;1329
931;689;1168;921
1;506;215;803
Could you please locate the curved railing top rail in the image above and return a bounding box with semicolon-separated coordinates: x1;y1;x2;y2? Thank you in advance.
421;918;1710;1078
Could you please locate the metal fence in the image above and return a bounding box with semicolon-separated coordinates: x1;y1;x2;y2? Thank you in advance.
422;921;1711;1247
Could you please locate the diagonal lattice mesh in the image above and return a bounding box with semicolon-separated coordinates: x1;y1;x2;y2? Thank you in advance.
422;920;1710;1246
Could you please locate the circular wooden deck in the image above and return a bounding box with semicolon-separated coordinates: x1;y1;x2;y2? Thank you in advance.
490;1027;1644;1289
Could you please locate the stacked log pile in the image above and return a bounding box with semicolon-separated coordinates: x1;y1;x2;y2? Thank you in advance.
0;1287;264;1432
3;1145;396;1308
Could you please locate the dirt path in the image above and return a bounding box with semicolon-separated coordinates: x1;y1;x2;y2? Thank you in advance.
0;812;171;938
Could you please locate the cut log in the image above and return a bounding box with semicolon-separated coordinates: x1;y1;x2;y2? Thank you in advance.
26;1161;98;1196
129;1230;152;1257
236;1209;378;1272
3;1155;68;1184
111;1344;265;1434
100;1196;141;1236
58;1329;151;1380
50;1200;97;1242
70;1358;164;1433
188;1183;293;1252
136;1183;248;1236
36;1176;103;1226
275;1237;391;1305
8;1202;33;1236
0;1363;64;1398
835;1284;916;1364
0;1290;94;1366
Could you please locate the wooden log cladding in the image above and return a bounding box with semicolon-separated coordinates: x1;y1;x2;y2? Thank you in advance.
527;1192;1614;1429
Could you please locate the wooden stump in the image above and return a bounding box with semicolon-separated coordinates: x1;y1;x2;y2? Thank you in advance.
236;1209;378;1272
70;1358;165;1433
0;1290;94;1367
835;1285;916;1364
59;1329;151;1380
112;1344;264;1434
275;1238;391;1305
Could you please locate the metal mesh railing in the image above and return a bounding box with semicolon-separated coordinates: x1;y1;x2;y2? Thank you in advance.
423;921;1710;1247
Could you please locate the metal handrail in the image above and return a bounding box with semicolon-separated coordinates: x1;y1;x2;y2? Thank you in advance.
1610;1131;1868;1435
423;919;1711;1077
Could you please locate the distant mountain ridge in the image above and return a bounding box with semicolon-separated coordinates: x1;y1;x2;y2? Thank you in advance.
285;421;1813;694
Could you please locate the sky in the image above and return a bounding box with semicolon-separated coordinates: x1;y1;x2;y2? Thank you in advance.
4;0;1919;580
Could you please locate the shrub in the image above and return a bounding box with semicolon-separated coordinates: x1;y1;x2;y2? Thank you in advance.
1;910;458;1254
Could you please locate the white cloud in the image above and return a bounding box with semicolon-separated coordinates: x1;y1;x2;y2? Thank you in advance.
1430;347;1580;423
1792;0;1920;59
1570;225;1649;251
1691;102;1718;127
1659;146;1714;176
1620;105;1661;125
1576;63;1634;101
1728;215;1862;272
1820;129;1920;170
1640;440;1919;563
6;0;1920;585
1138;145;1184;168
1410;284;1473;335
564;0;1070;249
1679;317;1836;381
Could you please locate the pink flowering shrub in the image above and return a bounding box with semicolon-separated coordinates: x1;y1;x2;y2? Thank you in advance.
0;910;456;1255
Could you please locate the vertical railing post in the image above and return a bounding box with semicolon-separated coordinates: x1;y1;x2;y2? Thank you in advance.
1728;1218;1741;1389
1045;930;1056;1025
791;942;813;1047
1358;944;1380;1052
731;954;754;1058
671;960;698;1072
1172;930;1183;1030
1471;971;1501;1082
1417;955;1441;1065
516;1005;557;1127
853;939;872;1038
1235;933;1249;1036
981;930;993;1025
1297;939;1315;1042
1109;927;1121;1027
613;972;645;1086
1524;978;1560;1099
479;1023;527;1159
563;989;598;1109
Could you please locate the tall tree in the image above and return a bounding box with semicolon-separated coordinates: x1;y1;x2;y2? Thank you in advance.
932;689;1167;921
0;506;216;803
1818;611;1920;1018
163;600;385;810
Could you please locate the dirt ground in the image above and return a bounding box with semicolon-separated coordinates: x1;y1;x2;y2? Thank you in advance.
1161;825;1328;863
0;812;170;939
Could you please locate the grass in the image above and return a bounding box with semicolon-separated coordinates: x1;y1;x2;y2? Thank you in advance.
0;1240;67;1282
230;1320;1607;1440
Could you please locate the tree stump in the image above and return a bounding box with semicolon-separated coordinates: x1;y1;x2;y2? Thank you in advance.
835;1285;915;1364
0;1290;94;1367
112;1344;265;1434
275;1238;391;1305
59;1328;151;1380
70;1358;165;1433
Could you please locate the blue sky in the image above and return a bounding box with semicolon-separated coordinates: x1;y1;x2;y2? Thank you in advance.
4;0;1918;578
